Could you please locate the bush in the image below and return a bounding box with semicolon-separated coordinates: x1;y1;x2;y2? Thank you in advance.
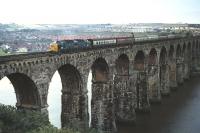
0;105;49;133
28;125;80;133
0;105;99;133
29;125;99;133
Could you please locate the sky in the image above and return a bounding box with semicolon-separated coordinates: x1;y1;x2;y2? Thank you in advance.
0;0;199;24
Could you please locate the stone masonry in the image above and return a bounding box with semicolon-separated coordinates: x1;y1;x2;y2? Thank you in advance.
0;36;199;133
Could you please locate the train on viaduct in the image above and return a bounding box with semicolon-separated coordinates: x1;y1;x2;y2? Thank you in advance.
0;35;200;133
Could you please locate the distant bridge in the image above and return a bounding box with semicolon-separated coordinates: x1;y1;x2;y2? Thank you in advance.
0;36;200;132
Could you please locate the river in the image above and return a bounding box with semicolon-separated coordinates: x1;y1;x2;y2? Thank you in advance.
1;74;200;133
118;76;200;133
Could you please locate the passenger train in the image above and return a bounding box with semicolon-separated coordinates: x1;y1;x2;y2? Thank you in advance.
49;36;135;52
49;33;186;52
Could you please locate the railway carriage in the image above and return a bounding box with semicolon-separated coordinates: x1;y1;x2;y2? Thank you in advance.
88;38;117;46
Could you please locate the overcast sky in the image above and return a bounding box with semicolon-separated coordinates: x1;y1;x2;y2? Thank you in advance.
0;0;199;24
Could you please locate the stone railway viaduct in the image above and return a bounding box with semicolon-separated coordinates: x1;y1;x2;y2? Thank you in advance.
0;36;200;132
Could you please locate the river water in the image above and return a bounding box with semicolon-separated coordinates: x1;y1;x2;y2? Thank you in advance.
118;76;200;133
1;74;200;133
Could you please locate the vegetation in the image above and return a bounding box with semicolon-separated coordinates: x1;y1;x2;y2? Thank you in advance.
0;105;98;133
0;48;9;56
29;125;98;133
0;105;49;133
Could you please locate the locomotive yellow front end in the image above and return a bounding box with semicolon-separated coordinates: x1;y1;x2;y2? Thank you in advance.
49;42;59;52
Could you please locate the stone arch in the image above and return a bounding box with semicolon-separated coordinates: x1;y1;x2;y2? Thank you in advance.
196;40;198;48
182;43;186;56
23;62;26;66
196;40;200;63
9;64;13;68
52;64;87;128
36;60;39;64
147;48;160;102
187;42;192;78
160;47;167;64
148;48;157;65
198;40;200;52
91;58;109;83
192;41;196;65
182;43;188;79
90;57;114;132
134;50;149;111
2;73;41;109
176;44;183;84
27;62;30;67
134;50;145;71
18;63;22;67
115;54;129;76
159;46;169;95
169;45;175;60
195;41;198;58
114;54;135;122
187;42;192;57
